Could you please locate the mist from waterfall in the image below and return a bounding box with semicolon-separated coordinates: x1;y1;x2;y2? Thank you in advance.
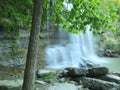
45;26;100;68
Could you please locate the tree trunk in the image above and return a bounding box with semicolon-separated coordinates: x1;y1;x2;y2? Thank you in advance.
22;0;43;90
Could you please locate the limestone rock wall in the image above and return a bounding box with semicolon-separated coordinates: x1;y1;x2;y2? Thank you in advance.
0;30;48;79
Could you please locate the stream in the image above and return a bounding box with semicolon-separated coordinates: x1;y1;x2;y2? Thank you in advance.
100;57;120;73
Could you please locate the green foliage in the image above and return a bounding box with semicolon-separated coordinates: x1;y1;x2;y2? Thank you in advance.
40;72;56;81
0;18;19;38
43;0;118;34
113;22;120;39
104;40;120;54
0;0;32;35
104;0;120;20
104;40;117;50
100;31;120;55
0;0;33;56
0;0;118;35
0;18;13;32
10;40;18;56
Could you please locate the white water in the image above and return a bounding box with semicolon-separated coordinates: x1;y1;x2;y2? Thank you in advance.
45;26;101;68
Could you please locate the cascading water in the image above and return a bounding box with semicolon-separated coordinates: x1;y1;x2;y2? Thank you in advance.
45;26;99;68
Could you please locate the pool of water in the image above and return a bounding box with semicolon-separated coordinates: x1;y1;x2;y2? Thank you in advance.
99;57;120;73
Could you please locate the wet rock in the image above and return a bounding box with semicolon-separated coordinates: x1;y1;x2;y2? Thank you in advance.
64;67;108;77
81;77;120;90
111;73;120;77
97;49;119;57
71;77;83;83
100;49;118;57
79;58;99;68
66;67;88;77
59;78;66;82
86;61;98;67
87;67;109;77
96;74;120;84
58;69;68;77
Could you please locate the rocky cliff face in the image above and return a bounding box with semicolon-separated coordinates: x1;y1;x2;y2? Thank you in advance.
0;30;48;79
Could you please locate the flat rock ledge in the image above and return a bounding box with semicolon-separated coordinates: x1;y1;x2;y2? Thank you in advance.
0;79;23;90
46;83;78;90
36;83;89;90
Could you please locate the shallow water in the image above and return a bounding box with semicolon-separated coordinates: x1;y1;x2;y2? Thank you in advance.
100;57;120;73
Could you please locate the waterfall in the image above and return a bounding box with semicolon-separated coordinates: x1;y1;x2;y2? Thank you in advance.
45;26;100;68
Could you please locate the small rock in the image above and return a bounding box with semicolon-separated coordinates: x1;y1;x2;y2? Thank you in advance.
58;69;68;77
69;81;77;85
59;78;65;82
37;69;56;78
35;80;46;85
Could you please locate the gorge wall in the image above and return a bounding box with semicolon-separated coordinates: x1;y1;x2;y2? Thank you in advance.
0;30;48;79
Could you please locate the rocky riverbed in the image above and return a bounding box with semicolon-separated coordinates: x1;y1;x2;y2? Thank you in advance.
36;66;120;90
0;66;120;90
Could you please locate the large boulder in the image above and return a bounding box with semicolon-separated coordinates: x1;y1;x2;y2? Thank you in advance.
66;67;88;77
87;67;109;77
65;67;109;77
81;77;120;90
